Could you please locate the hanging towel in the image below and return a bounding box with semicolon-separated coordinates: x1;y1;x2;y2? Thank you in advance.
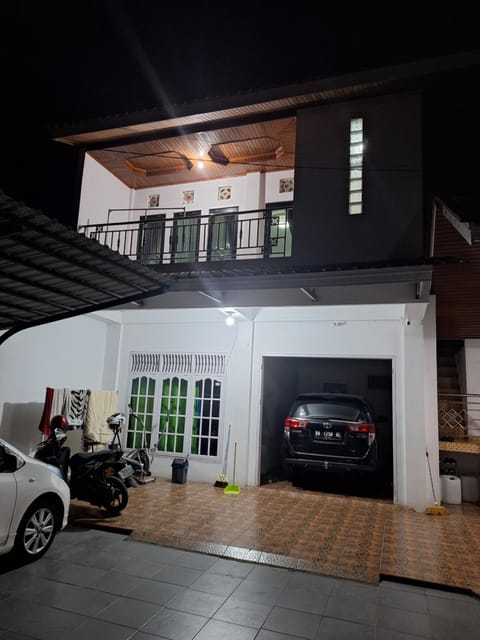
51;388;69;419
65;389;88;427
83;389;118;445
38;387;54;435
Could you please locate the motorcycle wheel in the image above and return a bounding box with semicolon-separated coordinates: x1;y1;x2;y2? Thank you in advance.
103;476;128;514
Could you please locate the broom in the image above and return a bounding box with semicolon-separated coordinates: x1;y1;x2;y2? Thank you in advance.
224;441;240;495
425;448;449;515
214;424;231;488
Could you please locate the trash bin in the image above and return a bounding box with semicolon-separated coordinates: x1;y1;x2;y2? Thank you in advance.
171;458;189;484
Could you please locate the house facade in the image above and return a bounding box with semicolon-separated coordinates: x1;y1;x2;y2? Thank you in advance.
3;53;479;511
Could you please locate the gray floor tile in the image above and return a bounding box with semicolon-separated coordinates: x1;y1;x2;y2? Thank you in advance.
377;604;431;638
232;580;284;605
430;614;480;640
115;556;165;579
425;587;479;601
67;618;134;640
379;580;426;595
128;632;169;640
263;605;322;640
0;597;86;640
207;558;254;578
246;565;292;588
173;549;218;570
190;572;243;597
94;595;161;628
0;631;44;639
427;594;480;619
324;594;377;626
376;629;426;640
23;561;108;587
193;618;257;640
286;571;341;594
276;586;328;615
379;586;428;613
315;617;375;639
168;587;226;617
125;577;183;604
255;630;306;640
332;579;379;603
214;595;272;628
141;607;208;640
151;562;203;586
22;579;117;615
88;569;146;595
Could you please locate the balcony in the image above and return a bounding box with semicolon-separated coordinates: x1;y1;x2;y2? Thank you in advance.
78;207;293;270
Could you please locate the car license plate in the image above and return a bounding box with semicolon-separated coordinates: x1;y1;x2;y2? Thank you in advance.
119;465;134;479
314;430;341;441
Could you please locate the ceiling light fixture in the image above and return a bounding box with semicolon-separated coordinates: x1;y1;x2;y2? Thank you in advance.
224;310;235;326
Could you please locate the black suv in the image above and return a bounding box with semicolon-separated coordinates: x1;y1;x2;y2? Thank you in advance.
283;393;378;478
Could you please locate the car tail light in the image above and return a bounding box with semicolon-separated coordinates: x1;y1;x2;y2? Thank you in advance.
284;418;309;429
346;422;375;445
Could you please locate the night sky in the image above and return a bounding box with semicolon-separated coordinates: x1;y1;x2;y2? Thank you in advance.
1;1;479;225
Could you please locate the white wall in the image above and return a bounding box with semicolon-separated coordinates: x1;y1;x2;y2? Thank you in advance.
0;314;120;453
78;155;133;228
247;302;435;510
78;157;295;229
463;339;480;437
116;308;253;484
0;300;438;510
116;301;437;510
134;170;294;215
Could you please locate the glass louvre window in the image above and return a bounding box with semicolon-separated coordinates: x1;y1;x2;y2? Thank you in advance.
265;205;293;258
191;378;221;456
157;377;188;454
127;376;155;448
349;118;364;215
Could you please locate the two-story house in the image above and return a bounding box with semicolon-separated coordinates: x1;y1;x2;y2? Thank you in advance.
1;51;479;512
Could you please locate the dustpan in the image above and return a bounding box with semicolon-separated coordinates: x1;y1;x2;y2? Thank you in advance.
224;441;240;495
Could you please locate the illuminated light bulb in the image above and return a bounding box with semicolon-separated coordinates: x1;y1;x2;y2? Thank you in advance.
225;312;235;326
198;160;204;169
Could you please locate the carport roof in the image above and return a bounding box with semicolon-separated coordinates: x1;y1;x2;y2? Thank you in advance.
0;190;173;343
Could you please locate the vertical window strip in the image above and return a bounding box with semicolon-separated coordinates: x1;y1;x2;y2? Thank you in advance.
349;117;364;215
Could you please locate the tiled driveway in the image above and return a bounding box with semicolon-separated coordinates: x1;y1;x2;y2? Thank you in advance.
68;479;480;596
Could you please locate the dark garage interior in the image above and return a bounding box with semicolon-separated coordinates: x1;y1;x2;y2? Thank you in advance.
260;356;393;500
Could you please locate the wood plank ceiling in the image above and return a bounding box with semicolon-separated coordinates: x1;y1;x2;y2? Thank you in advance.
88;117;296;189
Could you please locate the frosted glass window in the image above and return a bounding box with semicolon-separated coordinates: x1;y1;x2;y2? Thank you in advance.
349;117;364;215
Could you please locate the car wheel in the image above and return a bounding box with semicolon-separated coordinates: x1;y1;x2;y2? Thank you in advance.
103;476;129;514
14;499;59;562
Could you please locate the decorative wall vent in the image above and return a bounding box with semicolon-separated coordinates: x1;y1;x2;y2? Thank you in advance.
130;352;226;376
367;375;392;391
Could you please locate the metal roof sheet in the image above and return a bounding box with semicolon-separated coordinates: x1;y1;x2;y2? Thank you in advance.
0;191;173;343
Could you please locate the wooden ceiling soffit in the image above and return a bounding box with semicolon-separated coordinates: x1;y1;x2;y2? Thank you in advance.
125;151;193;177
208;136;284;167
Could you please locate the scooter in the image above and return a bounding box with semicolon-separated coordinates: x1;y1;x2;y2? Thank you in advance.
34;415;129;514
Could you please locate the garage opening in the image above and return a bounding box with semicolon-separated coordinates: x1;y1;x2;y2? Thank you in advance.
260;356;393;500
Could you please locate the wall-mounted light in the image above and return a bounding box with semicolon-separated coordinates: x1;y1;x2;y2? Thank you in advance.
225;310;235;326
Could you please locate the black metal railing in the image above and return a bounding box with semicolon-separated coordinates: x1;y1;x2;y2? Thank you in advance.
78;207;293;266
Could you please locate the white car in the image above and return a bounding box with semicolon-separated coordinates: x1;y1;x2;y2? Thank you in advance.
0;437;70;561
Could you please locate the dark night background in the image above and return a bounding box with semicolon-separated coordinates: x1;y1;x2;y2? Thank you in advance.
1;1;479;227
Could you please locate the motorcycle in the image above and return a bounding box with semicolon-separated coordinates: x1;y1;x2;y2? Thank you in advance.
34;415;129;514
